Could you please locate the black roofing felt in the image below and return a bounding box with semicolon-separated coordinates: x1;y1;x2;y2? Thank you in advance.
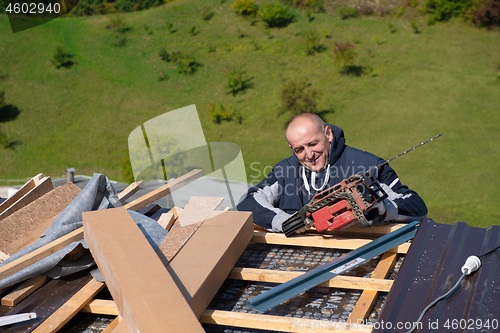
374;218;500;333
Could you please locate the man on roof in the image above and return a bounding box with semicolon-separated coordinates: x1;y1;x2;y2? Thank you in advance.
237;113;427;232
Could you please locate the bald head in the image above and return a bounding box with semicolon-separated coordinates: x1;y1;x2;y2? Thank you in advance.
286;113;326;144
286;113;333;172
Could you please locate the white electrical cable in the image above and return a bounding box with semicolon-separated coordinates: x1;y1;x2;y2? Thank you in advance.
405;254;487;333
405;271;466;333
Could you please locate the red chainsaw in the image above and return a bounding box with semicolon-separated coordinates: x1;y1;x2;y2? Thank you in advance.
282;134;443;237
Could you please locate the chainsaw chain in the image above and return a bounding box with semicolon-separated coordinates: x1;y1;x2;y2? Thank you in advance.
282;189;370;236
308;190;369;229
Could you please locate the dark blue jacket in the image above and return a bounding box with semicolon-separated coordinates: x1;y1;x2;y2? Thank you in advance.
237;124;428;231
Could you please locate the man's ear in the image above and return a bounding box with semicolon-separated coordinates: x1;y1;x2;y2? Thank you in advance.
325;126;333;142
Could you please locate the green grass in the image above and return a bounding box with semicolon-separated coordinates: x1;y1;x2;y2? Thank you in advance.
1;0;500;227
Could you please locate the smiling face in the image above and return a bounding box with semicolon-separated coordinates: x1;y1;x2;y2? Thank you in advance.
286;114;333;173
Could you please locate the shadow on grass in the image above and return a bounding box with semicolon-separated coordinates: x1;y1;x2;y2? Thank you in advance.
228;78;254;96
340;65;366;77
0;104;21;122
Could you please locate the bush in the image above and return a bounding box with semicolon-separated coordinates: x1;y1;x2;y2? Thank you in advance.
207;103;242;124
188;26;199;36
468;0;500;28
226;68;252;95
51;46;74;69
421;0;472;22
158;49;200;75
278;78;323;116
338;6;358;19
258;1;295;28
333;42;357;75
302;30;325;55
231;0;259;16
411;21;421;33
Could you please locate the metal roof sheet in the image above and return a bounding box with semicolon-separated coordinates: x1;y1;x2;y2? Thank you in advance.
374;218;500;333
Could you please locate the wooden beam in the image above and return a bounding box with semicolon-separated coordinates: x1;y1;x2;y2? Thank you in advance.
82;299;120;316
252;232;410;254
0;250;9;263
229;267;393;292
83;304;374;333
156;212;175;230
83;207;204;333
0;227;84;283
348;252;399;323
200;310;373;333
122;169;204;211
1;275;48;306
0;173;43;215
310;223;407;236
0;175;53;221
32;278;105;333
117;181;144;204
101;317;120;333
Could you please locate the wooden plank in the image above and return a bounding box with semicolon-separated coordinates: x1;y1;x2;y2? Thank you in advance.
200;310;373;333
82;299;120;316
177;196;223;227
62;243;88;262
251;232;410;254
122;169;204;211
0;227;84;283
229;267;393;292
310;223;407;236
157;212;175;230
0;182;81;254
117;180;144;203
83;207;204;333
32;278;105;333
348;252;398;323
156;197;224;265
0;173;42;215
1;275;48;306
101;317;120;333
83;304;374;333
0;251;9;263
0;175;53;221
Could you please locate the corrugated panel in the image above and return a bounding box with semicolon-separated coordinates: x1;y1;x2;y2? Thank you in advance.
374;218;500;333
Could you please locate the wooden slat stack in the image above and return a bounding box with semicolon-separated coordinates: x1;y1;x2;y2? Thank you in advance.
0;170;414;333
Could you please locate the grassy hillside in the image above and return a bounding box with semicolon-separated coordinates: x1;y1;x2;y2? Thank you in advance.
1;0;499;227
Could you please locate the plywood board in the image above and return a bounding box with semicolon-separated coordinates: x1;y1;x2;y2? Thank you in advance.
0;183;81;254
82;207;204;333
0;175;53;222
156;197;224;265
0;228;84;283
177;196;224;227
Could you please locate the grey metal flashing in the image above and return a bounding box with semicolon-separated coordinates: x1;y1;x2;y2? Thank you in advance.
246;221;420;312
